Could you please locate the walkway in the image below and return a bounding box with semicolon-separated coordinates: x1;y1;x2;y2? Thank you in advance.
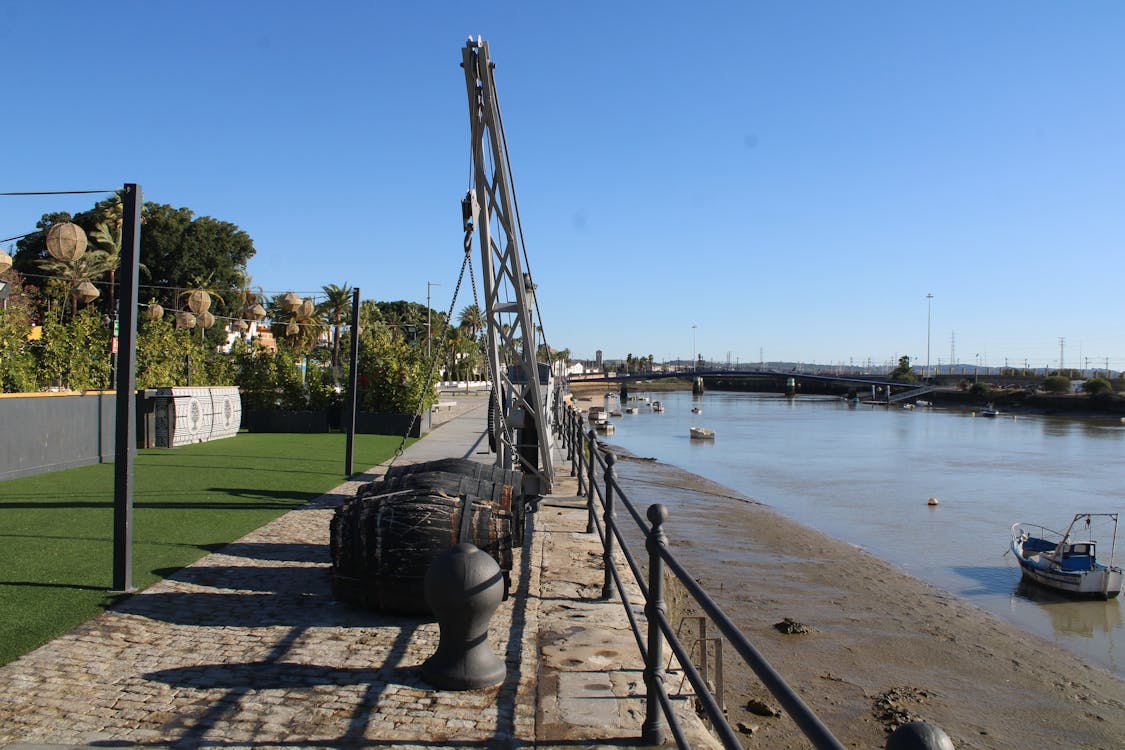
0;396;715;748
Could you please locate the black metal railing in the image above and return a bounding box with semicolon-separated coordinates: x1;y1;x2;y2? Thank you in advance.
555;401;849;749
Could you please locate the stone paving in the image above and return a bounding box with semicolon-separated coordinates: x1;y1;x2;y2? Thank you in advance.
0;397;715;749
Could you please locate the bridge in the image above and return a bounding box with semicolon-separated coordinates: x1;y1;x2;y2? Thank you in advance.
568;369;936;402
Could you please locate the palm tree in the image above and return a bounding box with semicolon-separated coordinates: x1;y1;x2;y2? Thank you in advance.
458;304;485;340
38;249;113;318
318;283;352;381
268;293;327;356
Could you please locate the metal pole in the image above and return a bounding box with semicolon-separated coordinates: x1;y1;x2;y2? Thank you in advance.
586;427;597;533
345;286;361;476
427;281;441;361
926;292;933;379
111;183;141;593
600;453;616;600
642;503;669;745
575;416;586;496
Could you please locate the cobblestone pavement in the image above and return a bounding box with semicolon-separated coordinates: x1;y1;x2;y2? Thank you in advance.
0;399;714;749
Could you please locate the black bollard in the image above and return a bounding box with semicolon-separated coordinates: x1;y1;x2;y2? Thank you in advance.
886;721;955;750
421;543;507;690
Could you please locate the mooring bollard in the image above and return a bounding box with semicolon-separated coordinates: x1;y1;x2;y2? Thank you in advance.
885;721;955;750
421;543;506;691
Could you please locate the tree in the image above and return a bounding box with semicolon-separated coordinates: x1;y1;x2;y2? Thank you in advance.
891;355;917;382
969;381;992;399
458;304;485;340
1082;378;1113;397
0;272;39;392
357;323;435;414
268;293;326;356
37;247;113;318
1043;375;1071;394
35;307;111;391
318;283;353;380
12;198;256;315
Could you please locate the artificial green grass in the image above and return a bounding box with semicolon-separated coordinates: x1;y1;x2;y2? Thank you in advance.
0;432;409;666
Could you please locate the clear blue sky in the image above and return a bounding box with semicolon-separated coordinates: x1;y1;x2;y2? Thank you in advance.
4;2;1123;371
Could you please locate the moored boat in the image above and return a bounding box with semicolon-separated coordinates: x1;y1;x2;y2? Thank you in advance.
1010;513;1122;599
652;400;664;412
587;406;608;426
689;426;715;440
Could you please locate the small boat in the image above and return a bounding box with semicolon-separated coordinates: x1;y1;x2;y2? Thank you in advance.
597;422;615;435
689;427;715;440
625;407;639;415
1010;513;1122;599
978;404;1000;417
652;400;664;413
587;406;608;426
691;407;702;414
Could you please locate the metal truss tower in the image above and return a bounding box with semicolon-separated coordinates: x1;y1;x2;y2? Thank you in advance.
462;37;554;493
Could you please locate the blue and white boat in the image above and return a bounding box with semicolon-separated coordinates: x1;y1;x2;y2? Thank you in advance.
1010;513;1122;599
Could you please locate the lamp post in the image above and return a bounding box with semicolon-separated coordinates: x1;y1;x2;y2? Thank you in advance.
691;324;697;371
926;293;933;379
427;281;442;360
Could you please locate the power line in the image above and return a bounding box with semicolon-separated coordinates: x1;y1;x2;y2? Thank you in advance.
0;190;116;196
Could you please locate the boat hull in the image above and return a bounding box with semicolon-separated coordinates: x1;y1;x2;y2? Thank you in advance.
1011;532;1123;599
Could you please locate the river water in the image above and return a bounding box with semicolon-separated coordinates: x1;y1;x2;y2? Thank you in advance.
600;389;1125;678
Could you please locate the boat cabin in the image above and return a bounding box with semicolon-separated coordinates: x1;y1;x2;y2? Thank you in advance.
1057;542;1096;572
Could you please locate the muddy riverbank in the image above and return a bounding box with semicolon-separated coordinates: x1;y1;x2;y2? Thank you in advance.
589;435;1125;748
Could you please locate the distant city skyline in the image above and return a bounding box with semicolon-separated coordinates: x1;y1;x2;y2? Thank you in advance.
3;3;1123;370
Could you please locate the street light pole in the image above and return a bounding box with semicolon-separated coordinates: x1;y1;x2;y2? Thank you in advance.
692;324;697;371
926;293;933;379
427;281;442;361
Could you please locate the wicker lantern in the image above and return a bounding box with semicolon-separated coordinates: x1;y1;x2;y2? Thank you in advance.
147;303;164;321
46;222;88;262
186;289;212;314
231;318;248;333
246;303;266;321
176;311;197;329
299;297;315;318
74;280;100;304
0;249;11;274
286;321;300;337
198;310;215;328
281;291;301;312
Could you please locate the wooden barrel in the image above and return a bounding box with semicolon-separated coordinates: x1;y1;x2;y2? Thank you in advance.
330;486;513;615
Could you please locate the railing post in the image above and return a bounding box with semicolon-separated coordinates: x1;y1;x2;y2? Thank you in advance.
642;503;669;745
585;427;597;532
568;410;578;477
600;452;616;599
575;416;586;493
567;407;575;458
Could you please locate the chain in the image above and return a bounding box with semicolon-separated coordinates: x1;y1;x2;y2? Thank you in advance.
390;245;473;463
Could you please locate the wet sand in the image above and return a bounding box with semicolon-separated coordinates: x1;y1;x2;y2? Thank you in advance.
556;383;1125;748
599;450;1125;749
